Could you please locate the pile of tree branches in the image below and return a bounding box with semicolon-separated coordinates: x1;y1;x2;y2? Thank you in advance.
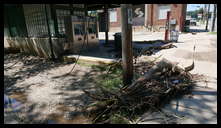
133;41;177;64
83;59;195;124
134;43;176;56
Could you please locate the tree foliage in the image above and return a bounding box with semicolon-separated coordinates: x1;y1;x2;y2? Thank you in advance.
186;8;204;19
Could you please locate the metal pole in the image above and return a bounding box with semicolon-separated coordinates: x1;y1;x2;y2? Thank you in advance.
203;4;207;24
50;4;59;36
144;4;148;27
84;5;89;47
121;4;133;86
165;11;170;41
211;4;217;32
205;4;210;31
180;15;183;32
45;4;55;60
105;4;109;44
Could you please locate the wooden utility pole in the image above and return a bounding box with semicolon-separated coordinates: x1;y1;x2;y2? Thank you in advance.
205;4;210;31
121;4;133;86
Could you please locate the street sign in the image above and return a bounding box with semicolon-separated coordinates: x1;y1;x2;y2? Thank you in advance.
128;8;133;24
132;5;145;26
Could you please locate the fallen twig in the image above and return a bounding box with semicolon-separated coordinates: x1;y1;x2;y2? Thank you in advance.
84;58;195;124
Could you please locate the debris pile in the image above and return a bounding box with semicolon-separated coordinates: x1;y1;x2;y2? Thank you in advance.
133;40;177;57
83;58;195;124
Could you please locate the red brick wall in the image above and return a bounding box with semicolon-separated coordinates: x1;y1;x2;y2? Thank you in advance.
109;4;187;31
109;8;121;27
147;4;187;31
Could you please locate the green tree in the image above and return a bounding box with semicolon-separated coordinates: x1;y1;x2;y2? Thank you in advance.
187;7;204;19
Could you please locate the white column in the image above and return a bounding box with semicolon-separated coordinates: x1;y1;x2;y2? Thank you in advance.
144;4;148;27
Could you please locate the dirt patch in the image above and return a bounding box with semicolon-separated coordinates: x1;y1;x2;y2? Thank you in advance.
4;53;99;124
46;104;92;124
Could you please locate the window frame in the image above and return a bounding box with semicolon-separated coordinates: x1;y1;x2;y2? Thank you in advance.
56;9;71;35
158;5;171;20
23;4;49;37
109;10;117;22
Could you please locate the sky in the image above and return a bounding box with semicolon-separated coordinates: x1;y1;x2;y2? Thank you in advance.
187;4;214;12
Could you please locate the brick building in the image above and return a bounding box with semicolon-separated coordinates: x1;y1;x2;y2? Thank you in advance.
108;4;187;32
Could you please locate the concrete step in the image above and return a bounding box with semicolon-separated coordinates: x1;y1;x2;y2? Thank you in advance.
64;55;117;64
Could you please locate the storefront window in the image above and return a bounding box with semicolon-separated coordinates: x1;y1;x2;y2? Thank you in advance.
88;24;97;34
56;9;71;35
74;24;85;35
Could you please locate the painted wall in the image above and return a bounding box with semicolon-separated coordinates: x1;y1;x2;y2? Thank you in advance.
146;4;187;31
109;4;187;32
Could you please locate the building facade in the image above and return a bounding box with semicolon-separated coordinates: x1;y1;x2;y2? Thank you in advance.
4;4;98;58
108;4;187;32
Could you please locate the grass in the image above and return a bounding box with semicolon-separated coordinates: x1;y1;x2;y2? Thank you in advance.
75;59;123;92
78;60;142;92
91;63;123;92
76;60;97;67
208;32;217;35
109;114;130;124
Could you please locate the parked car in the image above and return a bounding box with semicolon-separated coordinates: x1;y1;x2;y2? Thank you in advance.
190;19;197;26
184;20;190;32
